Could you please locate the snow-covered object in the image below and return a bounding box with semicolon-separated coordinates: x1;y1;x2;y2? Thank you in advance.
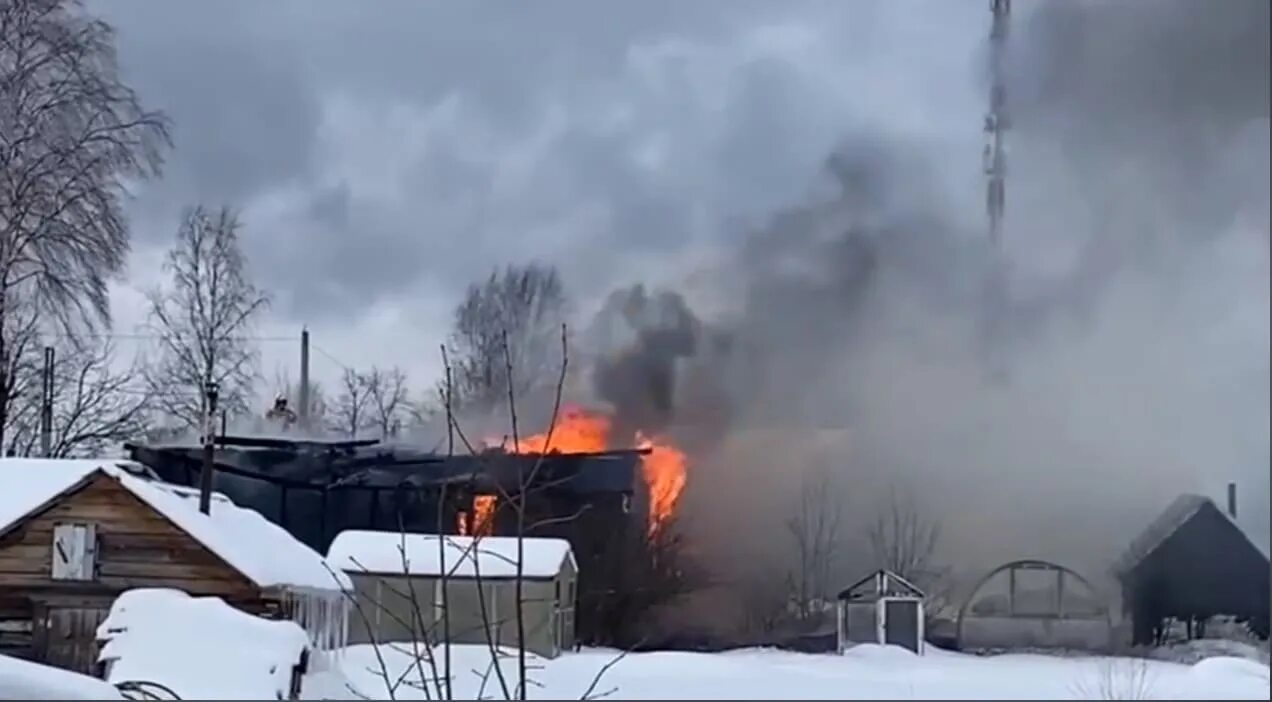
97;589;308;700
327;530;575;579
0;653;123;700
0;458;350;592
333;642;1272;700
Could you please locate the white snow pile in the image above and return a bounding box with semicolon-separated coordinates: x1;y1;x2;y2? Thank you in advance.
0;458;349;592
97;589;309;700
1148;637;1271;666
330;642;1271;700
0;653;123;700
327;530;574;579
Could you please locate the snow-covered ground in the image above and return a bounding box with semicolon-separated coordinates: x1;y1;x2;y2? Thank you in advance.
315;642;1271;700
0;654;122;700
5;637;1267;700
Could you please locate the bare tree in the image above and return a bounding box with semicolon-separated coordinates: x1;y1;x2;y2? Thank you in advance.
328;367;372;438
784;467;844;623
144;206;269;430
866;486;951;620
447;263;568;415
866;487;941;582
0;0;170;446
365;365;409;439
6;336;150;457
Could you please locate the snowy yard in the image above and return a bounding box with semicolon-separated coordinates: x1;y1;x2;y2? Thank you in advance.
5;639;1268;700
312;642;1271;701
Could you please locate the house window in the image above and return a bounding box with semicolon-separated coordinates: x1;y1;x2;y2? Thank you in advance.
51;523;97;581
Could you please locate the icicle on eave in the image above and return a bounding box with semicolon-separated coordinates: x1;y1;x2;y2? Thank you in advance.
277;586;350;664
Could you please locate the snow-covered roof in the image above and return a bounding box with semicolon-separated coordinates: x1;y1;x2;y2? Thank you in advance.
0;458;350;592
1114;493;1266;578
327;530;575;579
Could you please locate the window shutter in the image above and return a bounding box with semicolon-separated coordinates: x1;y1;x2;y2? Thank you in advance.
51;523;97;581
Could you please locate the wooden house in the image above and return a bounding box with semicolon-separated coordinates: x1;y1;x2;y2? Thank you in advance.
0;458;351;674
328;530;577;657
1114;493;1269;645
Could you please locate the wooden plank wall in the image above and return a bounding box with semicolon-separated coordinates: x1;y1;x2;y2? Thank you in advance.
0;472;260;600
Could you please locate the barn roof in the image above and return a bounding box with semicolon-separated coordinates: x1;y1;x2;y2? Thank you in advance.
1114;493;1266;579
0;458;350;592
327;530;575;579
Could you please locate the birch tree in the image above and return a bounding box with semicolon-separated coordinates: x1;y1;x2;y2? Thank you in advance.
0;0;170;445
145;206;269;430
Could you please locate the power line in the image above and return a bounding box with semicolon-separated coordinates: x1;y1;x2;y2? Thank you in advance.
44;332;298;342
310;342;353;372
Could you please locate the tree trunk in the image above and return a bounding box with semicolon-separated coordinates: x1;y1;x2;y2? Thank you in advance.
0;368;8;452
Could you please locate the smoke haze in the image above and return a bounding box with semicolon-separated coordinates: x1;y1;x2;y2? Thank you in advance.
574;0;1269;628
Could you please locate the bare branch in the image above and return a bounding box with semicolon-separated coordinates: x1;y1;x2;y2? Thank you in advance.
366;365;409;439
783;467;844;623
446;263;569;416
143;206;269;430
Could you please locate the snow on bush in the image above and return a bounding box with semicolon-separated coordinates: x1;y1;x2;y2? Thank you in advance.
96;589;309;700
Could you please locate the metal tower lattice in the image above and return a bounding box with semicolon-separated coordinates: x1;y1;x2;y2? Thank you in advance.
984;0;1010;247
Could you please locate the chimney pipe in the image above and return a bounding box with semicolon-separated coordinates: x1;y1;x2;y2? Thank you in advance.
1226;482;1237;519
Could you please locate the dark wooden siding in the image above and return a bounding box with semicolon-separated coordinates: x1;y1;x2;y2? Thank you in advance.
1125;502;1270;643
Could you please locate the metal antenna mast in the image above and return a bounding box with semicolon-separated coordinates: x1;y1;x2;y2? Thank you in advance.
984;0;1010;246
980;0;1013;382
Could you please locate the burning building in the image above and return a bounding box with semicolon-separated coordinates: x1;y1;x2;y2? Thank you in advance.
123;404;689;645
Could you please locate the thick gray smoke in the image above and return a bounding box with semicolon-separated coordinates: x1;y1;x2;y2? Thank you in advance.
584;0;1269;633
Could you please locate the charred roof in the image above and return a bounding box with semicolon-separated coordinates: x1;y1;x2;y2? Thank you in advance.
124;435;644;495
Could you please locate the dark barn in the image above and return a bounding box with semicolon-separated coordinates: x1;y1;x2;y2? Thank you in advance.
1114;493;1270;645
124;435;647;644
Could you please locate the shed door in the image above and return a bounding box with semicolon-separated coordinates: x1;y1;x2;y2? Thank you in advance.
882;599;921;653
35;606;109;674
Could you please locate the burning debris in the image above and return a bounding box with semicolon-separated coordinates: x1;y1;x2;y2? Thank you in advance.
491;404;688;535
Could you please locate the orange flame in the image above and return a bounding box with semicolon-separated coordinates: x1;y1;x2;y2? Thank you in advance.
498;404;686;535
473;494;497;536
636;431;687;535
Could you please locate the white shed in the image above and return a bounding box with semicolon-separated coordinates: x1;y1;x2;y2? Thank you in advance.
836;569;926;654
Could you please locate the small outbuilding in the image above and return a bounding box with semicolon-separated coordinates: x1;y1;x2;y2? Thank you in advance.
0;458;350;674
1115;493;1269;645
328;530;577;658
836;569;926;654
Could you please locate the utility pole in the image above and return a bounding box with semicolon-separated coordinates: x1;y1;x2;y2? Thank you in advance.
39;346;54;457
298;328;310;428
985;0;1010;247
199;380;219;515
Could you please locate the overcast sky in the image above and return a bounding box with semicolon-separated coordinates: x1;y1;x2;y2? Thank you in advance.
91;0;987;394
